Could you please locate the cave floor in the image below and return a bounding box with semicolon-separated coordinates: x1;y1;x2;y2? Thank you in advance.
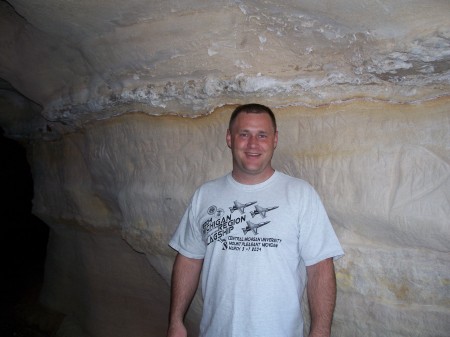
1;250;61;337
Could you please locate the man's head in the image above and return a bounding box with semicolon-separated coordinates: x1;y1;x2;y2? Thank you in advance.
226;103;278;184
228;103;277;133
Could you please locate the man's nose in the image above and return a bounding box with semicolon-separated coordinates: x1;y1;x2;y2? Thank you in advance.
247;135;258;147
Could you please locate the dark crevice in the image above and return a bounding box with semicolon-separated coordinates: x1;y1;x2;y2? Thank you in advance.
0;127;51;337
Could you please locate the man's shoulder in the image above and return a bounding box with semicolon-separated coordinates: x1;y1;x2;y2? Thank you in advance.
197;173;229;191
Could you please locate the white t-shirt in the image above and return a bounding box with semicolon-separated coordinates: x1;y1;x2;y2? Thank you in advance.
169;171;344;337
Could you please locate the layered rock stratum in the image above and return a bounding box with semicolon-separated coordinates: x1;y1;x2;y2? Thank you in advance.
0;1;449;336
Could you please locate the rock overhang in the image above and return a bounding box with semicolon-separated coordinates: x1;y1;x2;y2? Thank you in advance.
0;0;449;132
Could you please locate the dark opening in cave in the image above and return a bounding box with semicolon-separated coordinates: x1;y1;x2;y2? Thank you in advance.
0;128;50;337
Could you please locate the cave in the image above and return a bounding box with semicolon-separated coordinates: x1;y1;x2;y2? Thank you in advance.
0;1;449;336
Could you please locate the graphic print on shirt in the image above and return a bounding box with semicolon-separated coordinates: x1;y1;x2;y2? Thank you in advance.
250;205;279;218
202;199;281;252
229;200;257;214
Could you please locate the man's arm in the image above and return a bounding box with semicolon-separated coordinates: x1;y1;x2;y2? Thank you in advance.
167;253;204;337
306;258;337;337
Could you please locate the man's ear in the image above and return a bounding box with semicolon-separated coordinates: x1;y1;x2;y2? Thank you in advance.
226;129;232;149
274;130;279;149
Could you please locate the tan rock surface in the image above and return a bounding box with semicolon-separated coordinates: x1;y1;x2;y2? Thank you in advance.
29;101;449;336
0;1;449;336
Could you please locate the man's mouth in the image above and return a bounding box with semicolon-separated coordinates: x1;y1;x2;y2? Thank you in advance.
245;152;261;157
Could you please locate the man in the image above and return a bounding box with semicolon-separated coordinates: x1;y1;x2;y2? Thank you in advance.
168;103;344;337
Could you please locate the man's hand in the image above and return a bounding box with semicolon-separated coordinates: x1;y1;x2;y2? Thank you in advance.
167;321;187;337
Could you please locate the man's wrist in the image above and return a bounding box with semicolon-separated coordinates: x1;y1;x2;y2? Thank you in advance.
308;329;331;337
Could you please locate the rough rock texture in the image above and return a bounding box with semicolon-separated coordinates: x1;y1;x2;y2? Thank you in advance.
0;1;449;337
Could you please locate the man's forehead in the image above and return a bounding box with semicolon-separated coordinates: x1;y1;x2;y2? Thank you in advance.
231;126;276;135
237;127;270;132
233;114;274;127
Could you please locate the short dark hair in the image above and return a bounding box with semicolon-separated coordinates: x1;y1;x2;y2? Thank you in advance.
228;103;277;131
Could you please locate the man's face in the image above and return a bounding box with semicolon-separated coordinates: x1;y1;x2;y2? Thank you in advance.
226;112;278;184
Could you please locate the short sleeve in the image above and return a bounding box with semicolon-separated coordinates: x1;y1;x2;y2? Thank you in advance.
298;184;344;266
169;193;206;259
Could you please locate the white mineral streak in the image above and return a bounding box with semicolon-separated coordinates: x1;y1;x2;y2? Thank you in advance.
1;1;450;127
1;0;450;337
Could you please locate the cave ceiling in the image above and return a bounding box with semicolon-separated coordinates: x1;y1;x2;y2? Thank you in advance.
0;0;449;136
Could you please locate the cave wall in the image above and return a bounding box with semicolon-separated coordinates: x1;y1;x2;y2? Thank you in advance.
0;1;449;336
28;100;450;337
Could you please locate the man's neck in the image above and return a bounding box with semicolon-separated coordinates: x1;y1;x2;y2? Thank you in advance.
231;168;275;185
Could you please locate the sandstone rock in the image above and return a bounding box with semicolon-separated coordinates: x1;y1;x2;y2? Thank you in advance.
0;1;449;336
